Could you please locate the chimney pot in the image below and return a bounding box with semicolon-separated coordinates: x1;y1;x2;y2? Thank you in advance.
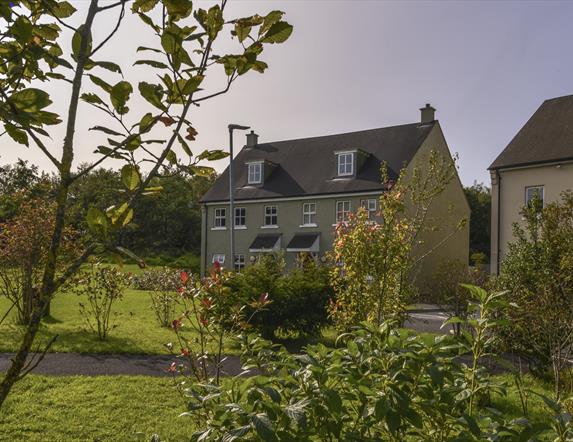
420;103;436;124
246;130;258;148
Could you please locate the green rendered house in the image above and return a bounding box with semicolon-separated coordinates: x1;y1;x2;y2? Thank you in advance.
200;104;470;284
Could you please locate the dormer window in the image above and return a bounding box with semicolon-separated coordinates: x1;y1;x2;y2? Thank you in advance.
247;162;263;184
337;152;354;176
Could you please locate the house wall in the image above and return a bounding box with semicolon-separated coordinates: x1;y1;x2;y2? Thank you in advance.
201;192;383;274
405;124;471;289
490;161;573;274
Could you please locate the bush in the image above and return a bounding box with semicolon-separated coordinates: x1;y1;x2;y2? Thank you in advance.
227;255;334;339
131;267;181;291
497;191;573;398
68;264;130;341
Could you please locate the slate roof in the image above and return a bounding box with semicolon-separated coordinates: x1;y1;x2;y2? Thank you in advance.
201;122;436;203
489;95;573;170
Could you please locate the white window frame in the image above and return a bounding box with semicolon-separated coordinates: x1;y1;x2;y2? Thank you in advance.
337;152;354;177
214;208;226;228
234;254;245;272
336;200;351;223
302;202;317;226
234;207;246;228
525;185;544;207
247;162;263;185
361;198;377;220
264;205;278;226
212;254;225;265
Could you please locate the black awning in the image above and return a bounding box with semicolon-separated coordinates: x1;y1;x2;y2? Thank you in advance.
286;233;320;252
249;234;281;252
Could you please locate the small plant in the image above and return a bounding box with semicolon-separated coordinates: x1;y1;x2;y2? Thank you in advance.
132;267;180;327
69;264;130;340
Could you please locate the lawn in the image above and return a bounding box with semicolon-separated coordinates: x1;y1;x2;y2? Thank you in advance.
0;375;194;442
0;287;179;355
0;373;557;441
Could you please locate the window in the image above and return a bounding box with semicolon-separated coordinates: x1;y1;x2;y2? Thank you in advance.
214;208;226;228
525;186;544;208
248;162;263;184
336;200;351;223
361;199;377;220
302;202;317;225
234;207;246;227
234;254;245;272
337;152;354;176
212;254;225;265
264;205;278;226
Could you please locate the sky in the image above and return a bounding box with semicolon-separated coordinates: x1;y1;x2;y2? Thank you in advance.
3;0;573;186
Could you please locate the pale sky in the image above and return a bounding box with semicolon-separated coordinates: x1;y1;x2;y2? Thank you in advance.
3;0;573;186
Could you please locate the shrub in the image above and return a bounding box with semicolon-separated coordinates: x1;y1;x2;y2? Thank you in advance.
497;191;573;398
181;285;569;441
227;255;333;339
68;264;130;340
131;267;180;291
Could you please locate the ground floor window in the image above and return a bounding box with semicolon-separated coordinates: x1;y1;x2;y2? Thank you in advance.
234;254;245;272
525;185;544;208
336;200;351;223
360;198;377;220
212;254;225;266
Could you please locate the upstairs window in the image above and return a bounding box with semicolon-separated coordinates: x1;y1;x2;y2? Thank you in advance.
214;208;226;228
248;162;263;184
336;201;351;223
234;207;246;227
361;199;377;220
337;152;354;176
525;186;544;208
302;202;317;225
264;205;278;226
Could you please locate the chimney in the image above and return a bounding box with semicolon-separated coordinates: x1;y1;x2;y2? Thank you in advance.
420;103;436;124
245;130;258;148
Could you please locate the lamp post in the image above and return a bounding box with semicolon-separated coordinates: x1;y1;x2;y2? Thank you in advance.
228;124;250;270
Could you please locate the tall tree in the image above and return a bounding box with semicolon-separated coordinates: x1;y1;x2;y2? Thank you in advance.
464;182;491;262
0;0;292;407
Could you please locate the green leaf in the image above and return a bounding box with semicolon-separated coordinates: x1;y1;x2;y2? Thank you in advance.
81;93;105;105
125;134;142;151
259;11;284;36
10;88;51;112
4;123;29;146
134;59;168;69
89;125;123;136
385;409;401;434
222;426;250;442
121;164;141;191
110;81;133;115
138;82;165;110
252;413;277;442
234;22;251;43
188;165;214;177
132;0;159;13
86;207;109;236
136;12;160;32
11;17;33;43
89;74;112;93
94;61;122;75
136;46;162;53
177;134;192;157
166;150;177;164
51;1;76;19
197;149;228;161
261;21;293;44
72;25;92;60
139;113;156;133
164;0;193;21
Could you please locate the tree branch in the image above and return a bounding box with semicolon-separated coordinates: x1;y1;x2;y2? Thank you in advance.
91;1;126;57
17;334;58;380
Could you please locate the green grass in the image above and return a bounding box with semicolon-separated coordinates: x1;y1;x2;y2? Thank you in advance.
0;375;194;442
0;373;558;441
0;288;179;354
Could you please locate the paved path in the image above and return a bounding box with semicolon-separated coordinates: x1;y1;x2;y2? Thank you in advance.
0;308;451;377
0;352;246;377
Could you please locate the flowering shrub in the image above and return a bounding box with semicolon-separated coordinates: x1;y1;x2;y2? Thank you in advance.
168;264;269;384
68;264;130;340
131;267;181;291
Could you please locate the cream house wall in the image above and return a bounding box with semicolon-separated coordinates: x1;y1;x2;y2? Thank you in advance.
490;161;573;274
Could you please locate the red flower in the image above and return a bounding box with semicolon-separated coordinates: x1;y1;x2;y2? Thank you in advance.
259;292;269;303
199;316;209;326
181;348;190;357
213;261;221;271
201;298;212;309
180;271;189;285
172;319;182;330
167;362;177;373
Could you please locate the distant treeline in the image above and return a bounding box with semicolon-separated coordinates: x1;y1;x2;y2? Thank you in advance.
0;159;215;264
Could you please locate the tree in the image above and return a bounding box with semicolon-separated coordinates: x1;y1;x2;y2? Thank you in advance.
464;182;491;263
0;0;292;407
330;151;465;327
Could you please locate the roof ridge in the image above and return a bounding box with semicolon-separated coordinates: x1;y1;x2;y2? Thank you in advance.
253;121;431;147
543;93;573;103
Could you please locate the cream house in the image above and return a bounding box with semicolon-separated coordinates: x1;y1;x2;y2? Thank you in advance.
489;94;573;274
